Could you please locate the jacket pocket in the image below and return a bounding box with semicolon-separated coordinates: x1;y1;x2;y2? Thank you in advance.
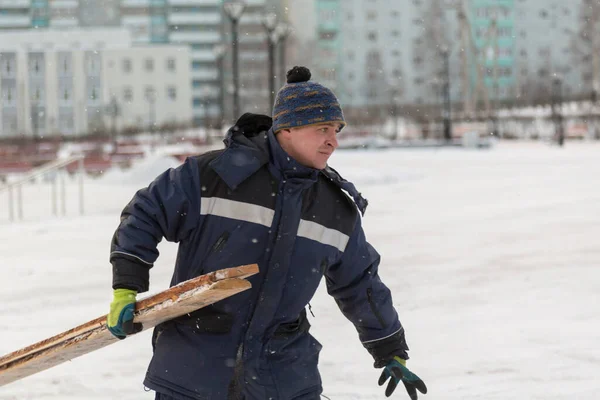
273;309;310;338
171;305;234;334
210;231;230;254
366;287;388;329
193;231;231;276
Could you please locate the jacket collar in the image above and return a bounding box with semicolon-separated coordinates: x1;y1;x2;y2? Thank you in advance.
266;129;319;187
320;166;369;216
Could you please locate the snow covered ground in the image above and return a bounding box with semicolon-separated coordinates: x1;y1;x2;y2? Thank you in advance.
1;141;599;399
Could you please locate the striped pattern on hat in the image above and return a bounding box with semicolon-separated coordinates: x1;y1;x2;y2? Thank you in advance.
272;66;345;133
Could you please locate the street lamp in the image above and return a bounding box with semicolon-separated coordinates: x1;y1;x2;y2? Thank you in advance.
440;47;452;141
275;22;292;88
223;1;246;120
201;86;212;144
551;75;565;146
106;95;121;145
213;43;227;129
389;77;402;141
146;88;156;133
263;12;278;108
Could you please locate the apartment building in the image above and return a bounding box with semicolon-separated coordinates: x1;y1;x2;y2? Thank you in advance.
0;28;192;137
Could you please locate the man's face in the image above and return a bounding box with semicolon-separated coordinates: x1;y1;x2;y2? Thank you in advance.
277;123;341;170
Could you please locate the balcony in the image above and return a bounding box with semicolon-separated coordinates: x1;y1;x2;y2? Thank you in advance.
170;31;220;43
191;69;218;80
50;18;78;28
191;49;216;61
168;13;220;25
169;0;220;6
0;15;30;27
121;0;150;7
50;0;77;8
0;0;29;7
192;86;219;98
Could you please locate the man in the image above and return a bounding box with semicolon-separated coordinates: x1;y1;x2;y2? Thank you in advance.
107;66;427;399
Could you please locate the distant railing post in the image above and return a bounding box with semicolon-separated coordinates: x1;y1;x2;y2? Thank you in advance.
17;184;23;220
60;169;66;216
78;157;84;215
8;186;14;222
52;172;58;216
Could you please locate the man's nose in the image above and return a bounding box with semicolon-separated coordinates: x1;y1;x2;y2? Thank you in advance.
326;132;338;149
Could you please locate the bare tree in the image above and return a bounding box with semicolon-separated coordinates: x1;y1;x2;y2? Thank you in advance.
571;0;600;101
414;0;451;107
361;49;388;124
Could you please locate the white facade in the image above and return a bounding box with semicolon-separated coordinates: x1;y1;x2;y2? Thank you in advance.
0;28;192;137
102;46;193;131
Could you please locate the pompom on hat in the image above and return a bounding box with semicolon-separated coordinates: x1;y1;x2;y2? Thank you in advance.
271;66;346;133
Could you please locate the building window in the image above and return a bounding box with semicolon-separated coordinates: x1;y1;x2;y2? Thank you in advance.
123;87;133;102
57;53;72;76
89;86;98;101
1;55;15;78
29;55;43;76
123;59;132;73
145;86;156;101
319;30;337;40
167;58;176;72
58;113;74;131
498;27;511;36
367;31;377;41
347;51;355;61
2;86;16;106
145;58;154;72
86;54;99;75
320;8;336;22
367;10;377;20
167;86;177;101
391;30;400;37
58;82;73;104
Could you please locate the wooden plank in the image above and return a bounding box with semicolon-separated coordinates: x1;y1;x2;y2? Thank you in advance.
0;264;259;386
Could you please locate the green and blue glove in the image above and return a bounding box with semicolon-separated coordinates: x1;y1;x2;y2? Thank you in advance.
378;356;427;399
107;288;143;339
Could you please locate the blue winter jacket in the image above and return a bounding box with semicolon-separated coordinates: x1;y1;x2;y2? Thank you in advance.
110;115;408;400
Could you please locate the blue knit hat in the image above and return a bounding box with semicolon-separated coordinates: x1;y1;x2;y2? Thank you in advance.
272;66;345;133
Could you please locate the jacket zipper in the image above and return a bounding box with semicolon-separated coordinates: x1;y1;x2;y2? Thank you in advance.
209;231;230;254
366;288;387;329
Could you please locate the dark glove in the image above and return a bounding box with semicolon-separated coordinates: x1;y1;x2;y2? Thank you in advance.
378;356;427;399
107;288;143;339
